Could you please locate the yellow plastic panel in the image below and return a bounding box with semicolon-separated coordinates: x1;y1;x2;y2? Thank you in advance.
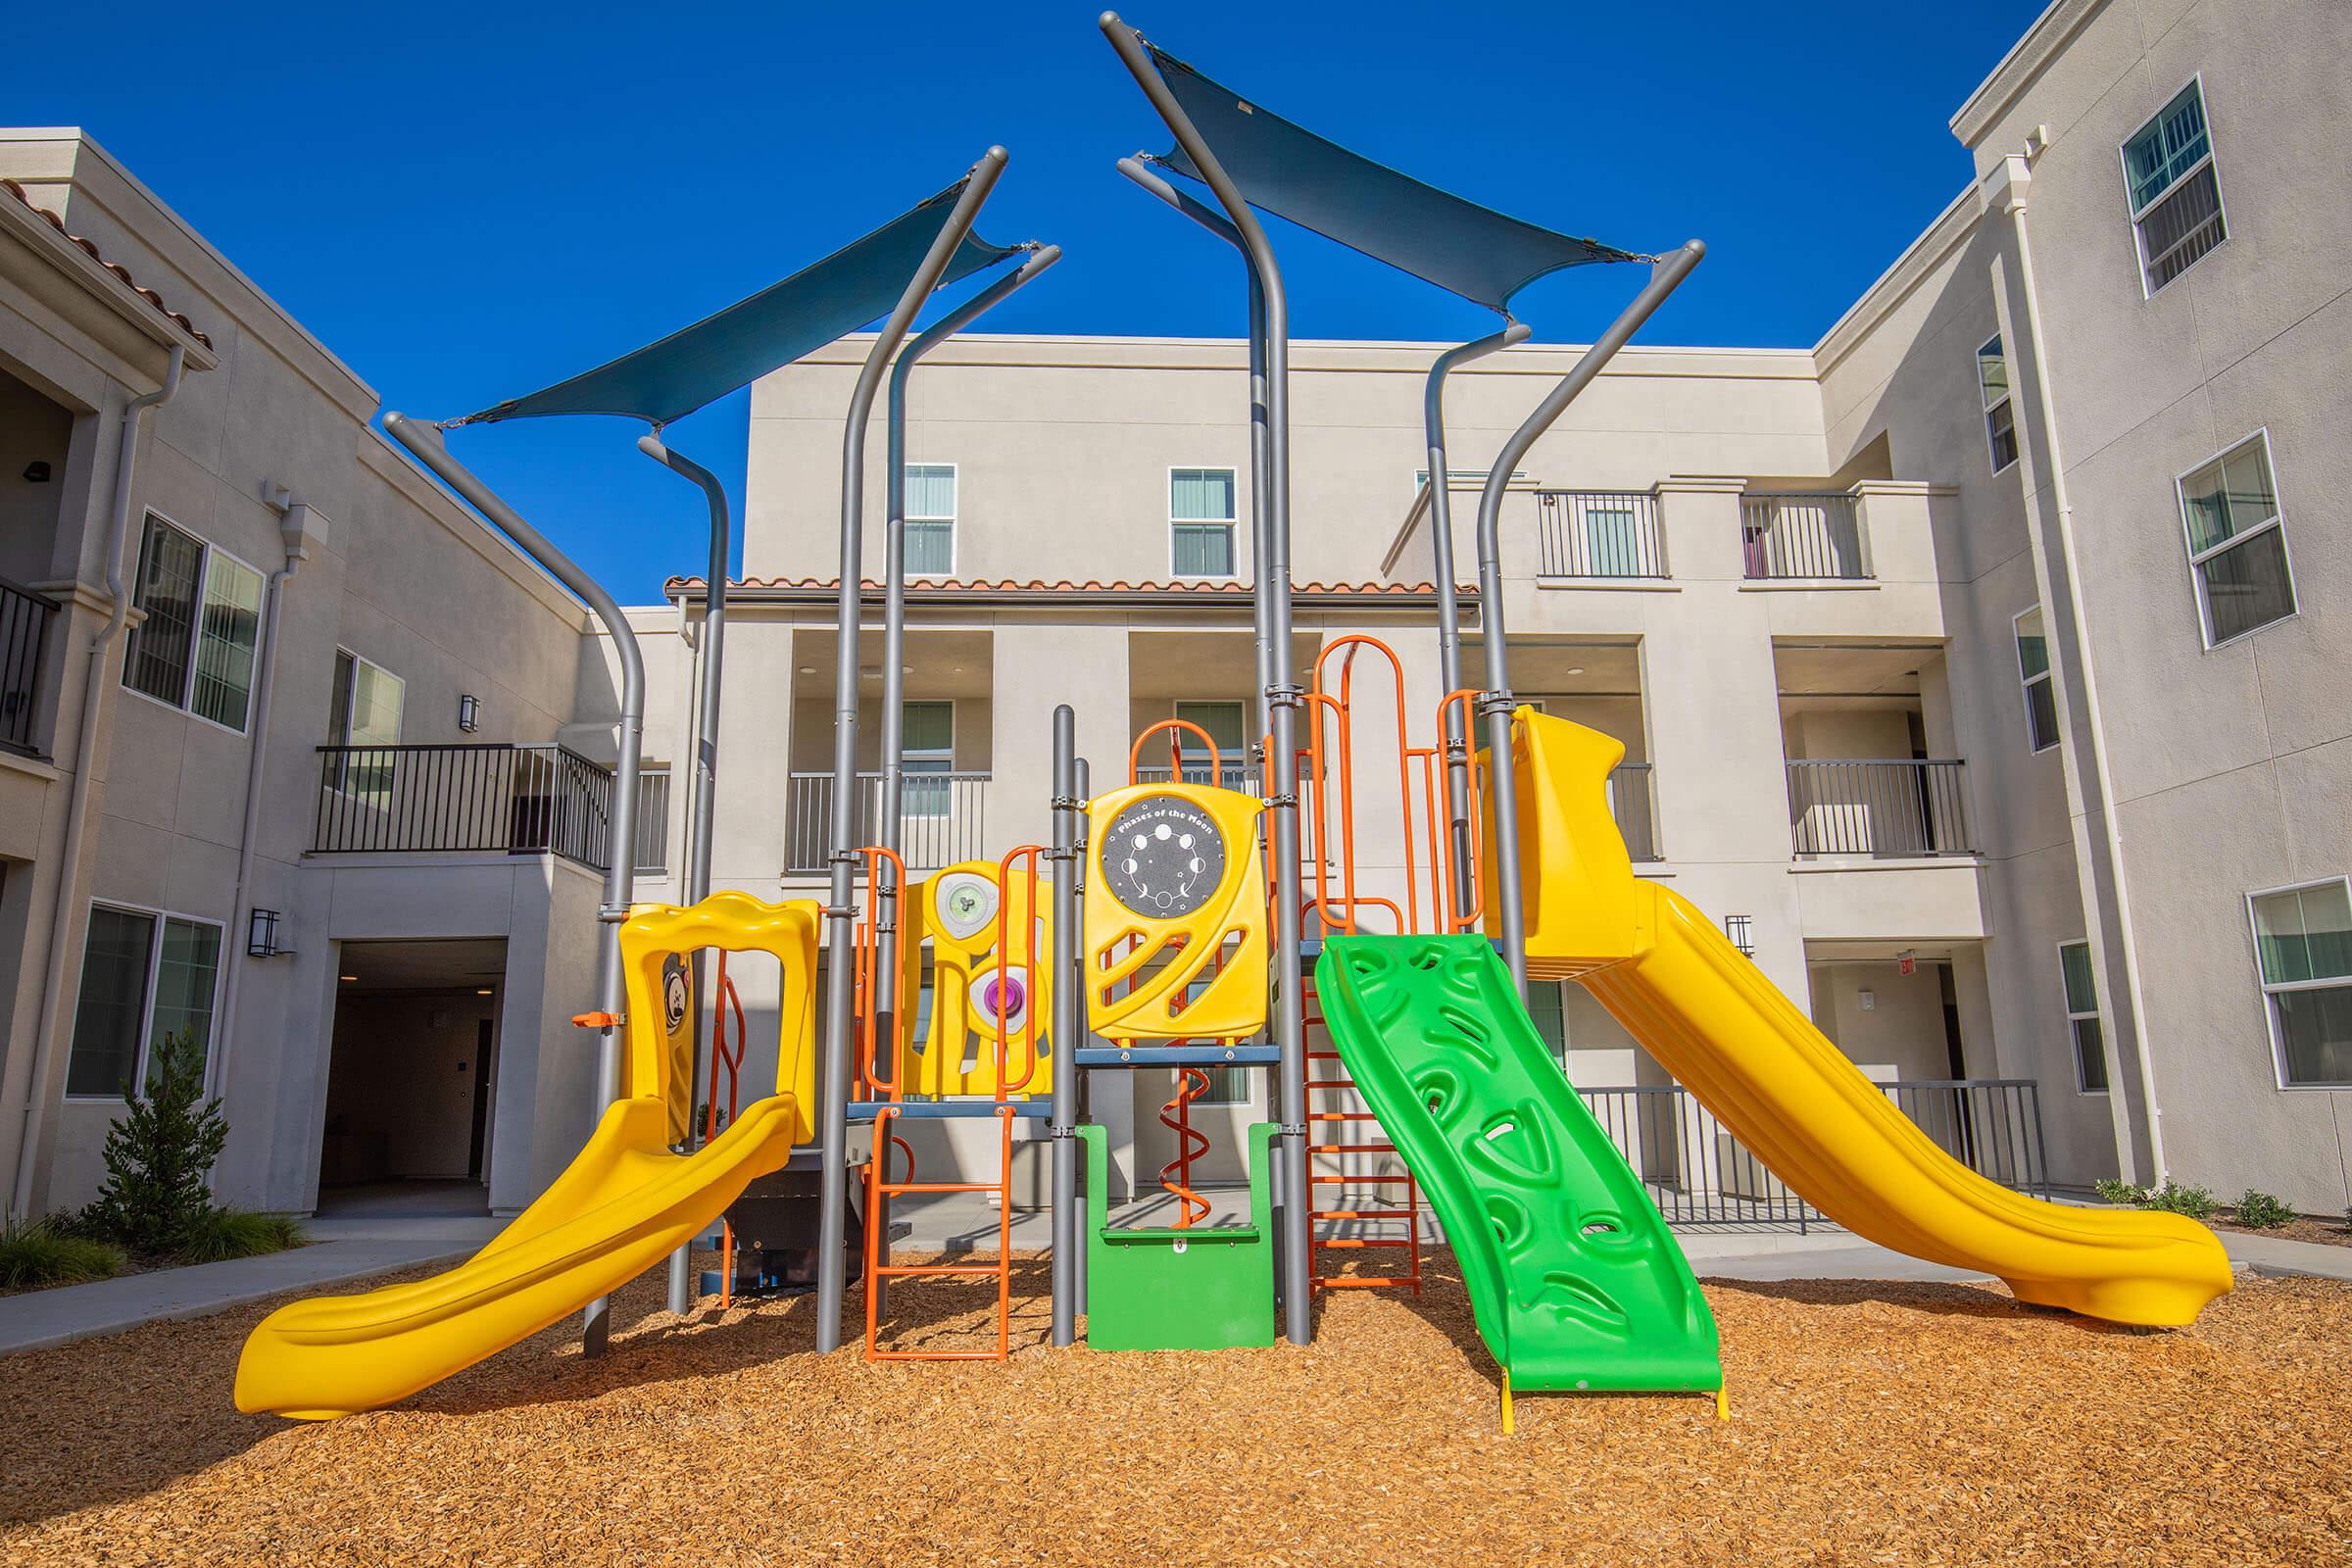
1085;783;1267;1039
907;860;1054;1098
620;892;820;1145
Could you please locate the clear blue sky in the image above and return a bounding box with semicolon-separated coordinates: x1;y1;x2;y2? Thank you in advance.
21;1;2045;601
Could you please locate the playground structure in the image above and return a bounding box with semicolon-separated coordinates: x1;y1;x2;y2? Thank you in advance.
231;14;2233;1426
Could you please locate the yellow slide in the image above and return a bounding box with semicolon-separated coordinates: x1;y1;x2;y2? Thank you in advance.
1493;710;2232;1328
236;894;821;1418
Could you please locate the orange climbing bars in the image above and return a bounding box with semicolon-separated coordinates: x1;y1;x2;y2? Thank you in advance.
862;1103;1018;1361
1158;1067;1213;1229
851;846;909;1099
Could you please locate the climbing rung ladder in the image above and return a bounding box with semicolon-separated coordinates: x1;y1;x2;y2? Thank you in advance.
1299;972;1421;1296
863;1102;1017;1361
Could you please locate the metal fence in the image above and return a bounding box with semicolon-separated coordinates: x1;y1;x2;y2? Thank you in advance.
1536;489;1668;578
1786;759;1975;858
784;770;989;874
312;744;668;873
1136;762;1262;793
0;576;59;758
1575;1078;2049;1228
1740;493;1870;580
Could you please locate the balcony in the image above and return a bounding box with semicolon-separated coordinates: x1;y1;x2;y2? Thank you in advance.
0;576;60;759
1741;493;1870;581
784;771;989;875
1136;761;1262;793
1535;490;1668;579
1786;759;1974;858
311;744;670;873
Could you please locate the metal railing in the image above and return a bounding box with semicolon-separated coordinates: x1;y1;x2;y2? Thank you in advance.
784;770;989;874
0;576;59;758
1575;1078;2048;1228
1786;759;1975;858
1136;761;1262;793
1535;490;1667;578
311;743;668;873
1740;492;1870;580
1608;761;1658;861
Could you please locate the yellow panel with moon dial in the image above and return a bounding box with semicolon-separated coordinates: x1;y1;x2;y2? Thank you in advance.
1084;783;1267;1040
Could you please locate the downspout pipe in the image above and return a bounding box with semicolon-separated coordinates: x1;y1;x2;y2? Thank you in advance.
1472;241;1703;996
1103;12;1311;1347
382;412;645;1353
636;432;729;1315
814;148;1009;1356
12;344;186;1220
1998;157;2167;1182
1424;322;1530;918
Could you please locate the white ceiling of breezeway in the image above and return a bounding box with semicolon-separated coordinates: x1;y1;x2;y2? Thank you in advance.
335;938;510;991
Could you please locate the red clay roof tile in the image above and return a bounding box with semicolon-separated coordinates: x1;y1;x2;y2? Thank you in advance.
3;177;213;350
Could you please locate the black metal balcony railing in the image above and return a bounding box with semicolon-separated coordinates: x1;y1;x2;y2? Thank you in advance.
1607;761;1659;862
1575;1078;2048;1228
0;576;60;758
1786;759;1975;858
1740;493;1870;580
1535;490;1667;578
784;771;989;874
312;744;670;874
1136;761;1262;793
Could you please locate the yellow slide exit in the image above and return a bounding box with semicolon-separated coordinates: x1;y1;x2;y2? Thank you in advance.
235;894;820;1419
1494;710;2231;1328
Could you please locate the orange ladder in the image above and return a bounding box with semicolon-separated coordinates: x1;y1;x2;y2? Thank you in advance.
1301;965;1423;1293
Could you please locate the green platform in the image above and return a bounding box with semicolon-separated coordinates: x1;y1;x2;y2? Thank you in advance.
1316;935;1721;1395
1078;1122;1276;1351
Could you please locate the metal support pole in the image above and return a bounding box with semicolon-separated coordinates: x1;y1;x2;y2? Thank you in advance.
1103;14;1309;1345
383;412;645;1354
1070;755;1091;1314
1471;241;1704;996
639;433;730;1315
1424;323;1530;917
815;149;1009;1355
1050;706;1080;1346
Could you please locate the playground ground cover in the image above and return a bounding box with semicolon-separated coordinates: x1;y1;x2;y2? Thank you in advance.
0;1250;2344;1567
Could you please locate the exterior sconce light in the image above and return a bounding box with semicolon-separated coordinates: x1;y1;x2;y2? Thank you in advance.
247;907;290;958
458;694;480;733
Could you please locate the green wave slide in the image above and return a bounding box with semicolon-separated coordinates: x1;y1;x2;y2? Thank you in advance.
1316;934;1721;1399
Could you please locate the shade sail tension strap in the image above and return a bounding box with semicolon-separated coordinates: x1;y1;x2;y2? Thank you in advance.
457;177;1028;428
1146;43;1647;313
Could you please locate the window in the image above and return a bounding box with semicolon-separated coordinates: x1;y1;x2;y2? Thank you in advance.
634;768;671;875
2122;80;2226;294
2249;879;2352;1088
2178;431;2295;646
1173;700;1249;787
65;905;223;1097
1170;467;1238;578
2058;941;2109;1093
326;650;406;802
1191;1066;1250;1106
1528;980;1567;1064
902;701;954;816
1977;336;2018;472
903;464;956;577
2013;608;2059;753
122;514;266;732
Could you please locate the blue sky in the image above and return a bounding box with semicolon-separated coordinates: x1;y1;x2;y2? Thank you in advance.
21;1;2046;600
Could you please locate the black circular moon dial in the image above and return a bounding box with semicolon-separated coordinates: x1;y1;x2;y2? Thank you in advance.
1100;795;1227;919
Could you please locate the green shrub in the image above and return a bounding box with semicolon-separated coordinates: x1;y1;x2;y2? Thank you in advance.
2231;1190;2295;1230
175;1207;307;1263
79;1030;228;1256
0;1216;127;1290
2139;1181;2218;1220
2093;1177;2144;1205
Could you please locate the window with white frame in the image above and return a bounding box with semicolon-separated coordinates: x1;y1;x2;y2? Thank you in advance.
2013;608;2059;753
64;904;224;1097
2058;941;2109;1093
326;649;406;802
122;514;267;732
2178;431;2295;646
2122;79;2226;294
1977;336;2018;472
1170;467;1238;578
904;464;956;577
1172;700;1248;788
1528;980;1568;1065
2249;879;2352;1087
902;701;954;816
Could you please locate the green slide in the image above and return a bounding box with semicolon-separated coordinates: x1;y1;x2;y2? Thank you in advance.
1316;935;1721;1396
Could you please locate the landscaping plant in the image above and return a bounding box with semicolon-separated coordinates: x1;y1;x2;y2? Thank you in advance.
2091;1177;2220;1222
2231;1190;2295;1231
0;1215;126;1290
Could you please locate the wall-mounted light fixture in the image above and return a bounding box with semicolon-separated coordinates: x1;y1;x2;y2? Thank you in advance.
1723;914;1755;957
458;693;480;733
23;461;51;483
247;907;290;958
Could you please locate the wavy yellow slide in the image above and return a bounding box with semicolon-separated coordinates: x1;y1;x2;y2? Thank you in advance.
236;894;820;1419
1494;710;2232;1328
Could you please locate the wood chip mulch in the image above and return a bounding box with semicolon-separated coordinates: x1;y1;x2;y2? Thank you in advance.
1;1250;2345;1567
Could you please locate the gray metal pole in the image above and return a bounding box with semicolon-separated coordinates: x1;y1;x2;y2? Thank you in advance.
1470;241;1704;996
1069;754;1091;1312
1102;13;1309;1346
814;149;1010;1355
383;412;645;1354
638;432;729;1315
1049;706;1080;1346
1424;323;1530;920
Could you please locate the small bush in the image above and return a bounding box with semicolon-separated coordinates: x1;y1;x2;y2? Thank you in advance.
0;1216;127;1290
80;1030;228;1256
2139;1181;2218;1220
176;1207;307;1263
2231;1190;2295;1231
2093;1177;2144;1205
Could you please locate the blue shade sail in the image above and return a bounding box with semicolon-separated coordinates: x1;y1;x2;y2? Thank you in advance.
1147;45;1642;313
460;179;1023;427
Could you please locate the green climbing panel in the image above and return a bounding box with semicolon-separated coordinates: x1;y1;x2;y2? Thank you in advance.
1316;935;1721;1395
1078;1122;1276;1351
